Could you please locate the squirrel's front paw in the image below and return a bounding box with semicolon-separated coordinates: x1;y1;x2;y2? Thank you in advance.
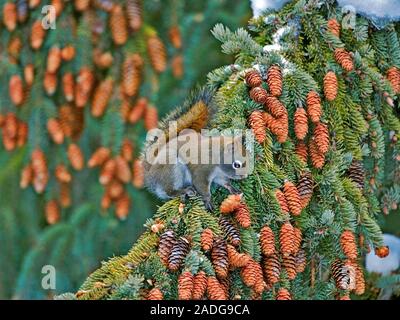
204;200;214;212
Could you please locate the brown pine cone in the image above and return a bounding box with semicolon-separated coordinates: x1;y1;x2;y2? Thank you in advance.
241;259;263;289
227;244;250;268
74;0;90;11
121;138;134;162
106;180;124;199
91;78;114;117
122;54;142;97
158;230;177;266
275;189;289;214
347;160;365;189
207;276;227;300
192;271;208;300
374;246;389;258
211;238;229;278
88;147;111;168
126;0;142;32
262;254;281;285
234;202;251;228
144;105;158;131
128;97;148;124
340;230;358;260
43;72;57;96
280;222;295;256
264;95;287;118
331;259;356;290
294;107;308;140
109;5;128;46
306;91;322;123
24;64;35;86
327;18;340;37
309;139;325;169
75;67;95;108
9;75;24;106
61;45;76;61
132;159;144;188
62;72;75;102
295;249;307;273
313;122;330;154
220;194;242;214
260;225;275;256
47;118;64;144
30;20;46;50
282;254;297;280
293;227;302;255
168;236;190;271
171;54;184;79
55;164;71;183
295;141;308;163
201;228;213;251
16;121;28;147
68;143;84;171
59;182;71;208
219;217;241;246
3;3;17;31
147;34;167;73
263;112;288;143
249;110;267;144
178;271;194;300
168;25;182;49
387;66;400;94
45;200;61;225
297;172;313;208
334;48;354;72
147;287;163;300
20;164;33;189
346;260;365;295
276;288;291;300
283;181;302;216
245;69;263;87
115;156;131;184
324;71;338;101
99;159;116;185
47;46;62;73
249;86;268;104
267;65;282;97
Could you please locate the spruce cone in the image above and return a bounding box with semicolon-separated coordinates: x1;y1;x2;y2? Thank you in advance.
115;193;131;220
249;110;267;144
327;18;340;37
227;244;250;268
276;288;291;300
387;66;400;94
88;147;111;168
55;164;71;183
47;118;64;144
24;64;34;86
67;143;84;171
283;181;302;216
122;54;142;97
171;54;184;79
241;260;263;290
121;138;134;162
324;71;338;101
295;249;307;273
293;227;302;255
263;254;281;285
147;288;163;300
16;121;28;147
297;172;313;208
9;75;24;106
245;69;263;87
61;45;76;61
263;112;288;143
309;139;325;169
158;230;177;266
279;222;295;256
20;164;33;189
99;159;116;185
249;86;268;104
220;194;242;213
3;3;17;31
264;95;286;118
126;0;142;32
168;236;190;271
91;78;114;117
306;91;322;123
295;141;308;163
31;149;48;194
260;225;275;256
331;259;356;290
75;67;95;108
347;160;365;189
147;34;167;73
267;65;282;97
334;48;354;71
234;202;251;228
115;156;131;183
62;72;75;102
43;71;57;96
30;20;46;49
74;0;90;11
207;276;227;300
219;217;241;246
294;107;308;140
201;228;213;251
275;189;289;214
340;230;358;260
110;5;128;46
374;246;389;258
169;25;182;49
211;238;229;278
346;260;365;295
282;254;297;280
144;105;158;131
128;97;147;124
132;159;144;188
192;271;208;300
314;122;329;154
47;46;62;73
45;200;61;225
59;182;71;208
178;271;194;300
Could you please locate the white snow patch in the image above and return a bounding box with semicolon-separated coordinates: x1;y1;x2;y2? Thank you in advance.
366;234;400;275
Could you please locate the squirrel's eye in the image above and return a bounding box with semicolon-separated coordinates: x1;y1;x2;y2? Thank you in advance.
232;160;242;169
